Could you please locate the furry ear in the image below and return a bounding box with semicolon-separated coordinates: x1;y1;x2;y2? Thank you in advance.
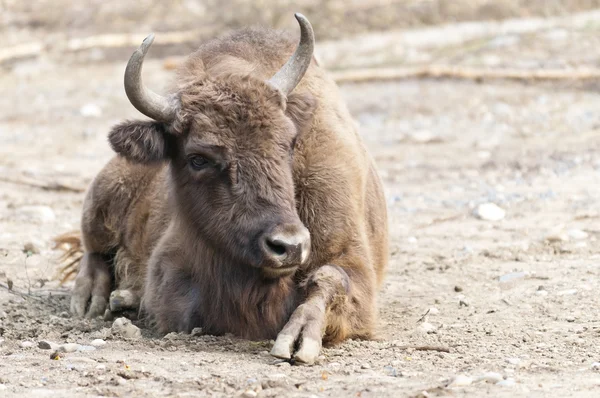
285;92;317;134
108;120;170;163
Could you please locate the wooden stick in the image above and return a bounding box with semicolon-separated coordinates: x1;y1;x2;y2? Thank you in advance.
0;282;45;302
0;175;86;193
65;29;204;51
0;29;206;63
330;65;600;84
391;344;452;353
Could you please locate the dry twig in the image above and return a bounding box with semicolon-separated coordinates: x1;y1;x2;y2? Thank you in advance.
391;344;451;353
0;175;85;193
330;65;600;84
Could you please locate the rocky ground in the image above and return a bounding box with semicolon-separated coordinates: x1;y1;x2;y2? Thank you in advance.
2;3;600;398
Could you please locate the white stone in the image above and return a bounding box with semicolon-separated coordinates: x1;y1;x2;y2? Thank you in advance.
90;339;106;347
475;372;503;384
80;103;102;118
449;374;473;387
418;322;436;334
506;357;521;365
545;232;569;243
111;317;142;339
473;203;505;221
20;341;35;348
58;343;81;353
428;307;440;315
591;362;600;371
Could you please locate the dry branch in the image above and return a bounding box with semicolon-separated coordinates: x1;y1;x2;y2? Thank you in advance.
0;175;86;193
65;30;204;51
0;29;207;64
330;65;600;84
391;344;452;353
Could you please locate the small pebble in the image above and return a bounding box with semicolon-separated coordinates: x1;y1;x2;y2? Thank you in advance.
191;327;204;337
91;339;106;347
418;322;436;334
473;203;505;221
275;361;291;368
496;377;516;387
499;271;528;283
78;345;97;352
20;341;35;348
454;286;463;292
591;362;600;371
96;364;107;371
506;358;521;366
58;343;81;353
23;242;40;254
448;374;473;387
361;363;371;369
545;232;569;243
475;372;503;384
383;365;399;377
428;307;440;315
535;290;548;296
407;236;418;243
111;317;142;339
242;390;258;398
38;340;55;350
0;310;6;319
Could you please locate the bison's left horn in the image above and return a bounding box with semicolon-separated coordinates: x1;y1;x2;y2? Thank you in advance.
268;13;315;96
124;34;178;122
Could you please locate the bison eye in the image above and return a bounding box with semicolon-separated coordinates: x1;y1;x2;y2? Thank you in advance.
188;155;210;171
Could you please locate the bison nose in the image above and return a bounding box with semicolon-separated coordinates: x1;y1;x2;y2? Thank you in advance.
262;225;310;267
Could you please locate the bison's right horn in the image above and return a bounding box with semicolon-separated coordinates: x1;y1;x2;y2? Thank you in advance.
124;34;178;122
268;13;315;96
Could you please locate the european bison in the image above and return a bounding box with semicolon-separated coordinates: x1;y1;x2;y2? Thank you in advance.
65;13;388;364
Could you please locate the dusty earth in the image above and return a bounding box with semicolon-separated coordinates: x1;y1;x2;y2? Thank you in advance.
2;3;600;398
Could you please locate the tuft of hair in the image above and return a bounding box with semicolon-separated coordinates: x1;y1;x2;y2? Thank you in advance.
108;120;169;163
52;231;84;284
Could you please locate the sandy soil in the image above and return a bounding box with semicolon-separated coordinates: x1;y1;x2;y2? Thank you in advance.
2;4;600;398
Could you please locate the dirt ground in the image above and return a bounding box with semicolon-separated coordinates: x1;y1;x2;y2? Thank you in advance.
2;2;600;398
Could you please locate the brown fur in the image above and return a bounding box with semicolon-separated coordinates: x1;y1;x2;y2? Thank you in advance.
64;25;388;350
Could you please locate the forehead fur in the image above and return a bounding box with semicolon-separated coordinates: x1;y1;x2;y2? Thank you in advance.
176;55;289;138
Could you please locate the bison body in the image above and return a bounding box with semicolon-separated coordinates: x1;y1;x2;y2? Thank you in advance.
70;14;388;364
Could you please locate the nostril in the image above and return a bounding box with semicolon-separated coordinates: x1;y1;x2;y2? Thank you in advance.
266;239;287;257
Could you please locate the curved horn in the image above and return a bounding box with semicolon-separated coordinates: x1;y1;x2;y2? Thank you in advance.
268;13;315;96
124;34;178;122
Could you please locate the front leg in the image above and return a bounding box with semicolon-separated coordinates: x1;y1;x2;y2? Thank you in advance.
270;264;374;364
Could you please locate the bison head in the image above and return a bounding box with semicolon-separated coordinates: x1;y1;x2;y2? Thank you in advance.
108;14;316;279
